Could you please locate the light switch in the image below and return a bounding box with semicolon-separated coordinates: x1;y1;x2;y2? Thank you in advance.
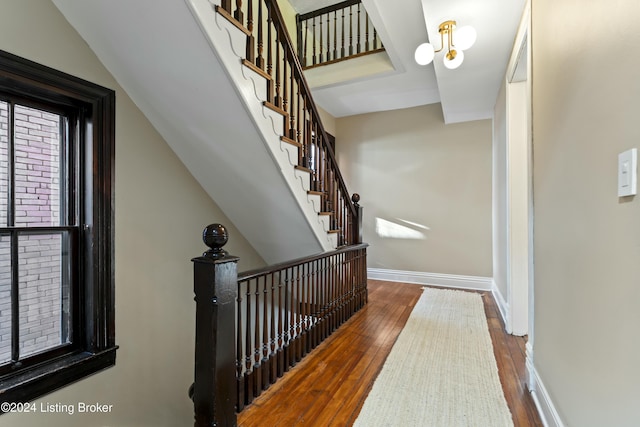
618;148;637;197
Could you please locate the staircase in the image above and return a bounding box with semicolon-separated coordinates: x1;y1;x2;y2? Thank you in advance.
52;0;358;264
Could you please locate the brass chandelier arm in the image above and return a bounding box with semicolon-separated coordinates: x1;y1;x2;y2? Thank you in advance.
433;20;456;54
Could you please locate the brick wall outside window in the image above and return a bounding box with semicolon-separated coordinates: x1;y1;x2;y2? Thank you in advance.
0;102;65;362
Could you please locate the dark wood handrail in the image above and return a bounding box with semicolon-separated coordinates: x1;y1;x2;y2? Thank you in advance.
266;0;357;221
239;242;368;281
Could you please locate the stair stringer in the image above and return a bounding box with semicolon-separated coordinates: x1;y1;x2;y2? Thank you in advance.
187;0;338;250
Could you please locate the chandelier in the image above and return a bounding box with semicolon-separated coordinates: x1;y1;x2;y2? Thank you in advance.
414;20;477;70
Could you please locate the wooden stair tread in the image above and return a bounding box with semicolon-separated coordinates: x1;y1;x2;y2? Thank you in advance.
215;6;251;36
318;211;333;216
263;101;288;117
282;136;302;147
295;165;312;173
328;229;341;234
242;59;272;81
307;190;324;196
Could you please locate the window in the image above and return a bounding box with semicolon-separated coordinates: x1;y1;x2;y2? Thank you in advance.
0;50;116;405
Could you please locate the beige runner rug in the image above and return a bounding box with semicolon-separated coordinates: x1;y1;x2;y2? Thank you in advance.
353;287;513;427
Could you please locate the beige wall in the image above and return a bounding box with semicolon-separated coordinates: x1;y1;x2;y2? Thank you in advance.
532;0;640;425
317;105;337;136
336;104;493;277
0;1;264;426
277;0;299;51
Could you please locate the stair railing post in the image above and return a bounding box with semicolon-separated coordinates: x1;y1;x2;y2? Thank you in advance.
191;224;239;427
352;193;363;244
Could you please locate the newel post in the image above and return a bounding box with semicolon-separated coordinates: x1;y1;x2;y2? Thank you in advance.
191;224;239;427
352;193;363;244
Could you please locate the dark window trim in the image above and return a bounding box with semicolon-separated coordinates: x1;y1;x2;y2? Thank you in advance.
0;50;116;406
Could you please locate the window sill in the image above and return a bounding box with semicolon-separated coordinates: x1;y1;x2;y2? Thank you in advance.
0;347;118;408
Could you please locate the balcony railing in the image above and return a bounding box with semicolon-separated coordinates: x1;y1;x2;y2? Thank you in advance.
191;224;368;427
296;0;384;69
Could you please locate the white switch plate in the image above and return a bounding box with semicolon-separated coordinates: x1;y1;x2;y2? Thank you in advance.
618;148;637;197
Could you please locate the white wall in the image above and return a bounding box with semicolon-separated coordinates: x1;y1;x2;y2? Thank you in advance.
0;1;264;426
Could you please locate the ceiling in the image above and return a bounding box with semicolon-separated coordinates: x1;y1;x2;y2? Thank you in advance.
290;0;526;123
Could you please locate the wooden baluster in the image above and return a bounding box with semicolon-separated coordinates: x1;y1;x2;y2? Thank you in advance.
256;0;264;69
339;196;344;246
296;14;303;65
341;8;345;59
244;280;253;404
312;259;319;350
253;278;262;396
333;11;338;61
374;28;378;49
289;72;296;140
236;278;244;411
357;3;361;53
266;3;273;102
277;263;284;376
312;17;317;65
282;47;289;136
234;0;244;24
246;0;255;62
328;254;335;334
283;269;290;370
269;273;277;383
319;140;325;210
313;123;319;191
349;5;353;56
261;275;270;390
329;169;335;228
301;263;308;357
327;255;333;338
319;14;323;63
275;36;281;108
221;0;232;14
291;265;302;364
318;257;325;341
298;265;304;359
365;12;370;52
326;13;331;61
303;20;308;67
288;268;295;367
296;84;302;143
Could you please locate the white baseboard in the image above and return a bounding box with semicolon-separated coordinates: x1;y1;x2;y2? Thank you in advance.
367;268;493;291
491;281;511;333
527;343;565;427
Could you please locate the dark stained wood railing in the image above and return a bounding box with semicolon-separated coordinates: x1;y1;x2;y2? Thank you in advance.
191;223;368;427
296;0;384;69
216;0;358;247
235;239;368;411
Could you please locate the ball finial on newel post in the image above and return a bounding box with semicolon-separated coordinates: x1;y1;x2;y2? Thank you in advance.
352;193;361;207
202;223;229;259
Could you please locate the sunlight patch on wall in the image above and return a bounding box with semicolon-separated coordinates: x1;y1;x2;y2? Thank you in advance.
396;218;431;231
375;217;427;239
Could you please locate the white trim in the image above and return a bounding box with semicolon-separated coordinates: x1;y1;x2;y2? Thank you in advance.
491;280;510;331
527;343;565;427
367;268;493;291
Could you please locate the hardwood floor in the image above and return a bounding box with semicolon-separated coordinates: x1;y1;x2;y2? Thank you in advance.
237;279;543;426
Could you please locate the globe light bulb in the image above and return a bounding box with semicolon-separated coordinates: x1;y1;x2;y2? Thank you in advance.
443;49;464;69
455;25;477;51
414;43;435;66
